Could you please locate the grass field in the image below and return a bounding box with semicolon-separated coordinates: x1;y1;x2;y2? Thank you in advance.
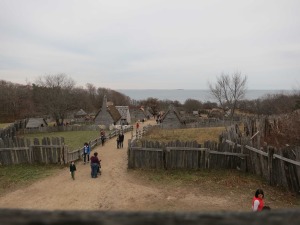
0;123;12;129
0;164;63;197
21;130;100;151
142;126;225;143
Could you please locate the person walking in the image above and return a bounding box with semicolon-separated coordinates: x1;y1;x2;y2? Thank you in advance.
252;189;265;212
90;152;101;178
116;136;120;149
69;161;76;180
118;132;124;148
83;142;90;164
100;130;106;146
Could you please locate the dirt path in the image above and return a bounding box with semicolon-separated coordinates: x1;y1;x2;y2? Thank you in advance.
0;120;297;212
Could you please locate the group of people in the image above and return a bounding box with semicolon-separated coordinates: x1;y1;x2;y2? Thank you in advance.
70;142;101;179
117;132;124;148
70;128;125;180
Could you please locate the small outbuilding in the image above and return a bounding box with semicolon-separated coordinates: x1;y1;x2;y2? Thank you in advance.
74;109;87;118
26;118;48;129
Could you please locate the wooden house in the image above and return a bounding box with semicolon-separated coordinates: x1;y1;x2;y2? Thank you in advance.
130;106;147;122
74;109;88;122
94;95;121;128
115;106;131;125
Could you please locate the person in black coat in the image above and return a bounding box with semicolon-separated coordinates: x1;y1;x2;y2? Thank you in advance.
69;161;76;180
118;132;124;148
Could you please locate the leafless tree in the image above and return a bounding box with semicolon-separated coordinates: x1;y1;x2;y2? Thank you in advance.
209;72;247;119
0;80;34;122
33;74;76;125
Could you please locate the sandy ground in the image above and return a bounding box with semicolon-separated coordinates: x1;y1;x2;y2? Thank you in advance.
0;120;297;212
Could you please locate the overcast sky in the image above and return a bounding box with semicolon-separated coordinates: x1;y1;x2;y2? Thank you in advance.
0;0;299;90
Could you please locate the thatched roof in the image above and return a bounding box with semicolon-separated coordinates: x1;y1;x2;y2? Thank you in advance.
26;118;48;128
160;105;184;123
115;106;130;119
94;105;122;123
75;109;87;117
107;105;122;122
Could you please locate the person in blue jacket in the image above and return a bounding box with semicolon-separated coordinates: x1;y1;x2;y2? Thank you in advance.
83;142;91;164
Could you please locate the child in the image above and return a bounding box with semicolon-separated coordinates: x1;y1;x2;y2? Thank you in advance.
83;142;90;164
252;189;264;211
70;161;76;180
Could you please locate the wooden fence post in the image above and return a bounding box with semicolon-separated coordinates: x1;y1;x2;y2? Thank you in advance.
163;144;167;170
205;148;210;169
240;142;246;172
63;144;68;164
267;146;274;185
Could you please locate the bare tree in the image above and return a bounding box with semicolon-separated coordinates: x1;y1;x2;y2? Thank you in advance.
0;80;34;122
209;72;247;119
33;74;76;125
141;98;160;116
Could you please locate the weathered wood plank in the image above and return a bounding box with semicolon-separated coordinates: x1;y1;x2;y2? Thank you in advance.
209;150;248;157
245;145;268;157
1;208;300;225
273;154;300;166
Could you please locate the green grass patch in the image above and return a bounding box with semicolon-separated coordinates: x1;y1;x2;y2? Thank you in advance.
21;130;99;151
0;164;62;196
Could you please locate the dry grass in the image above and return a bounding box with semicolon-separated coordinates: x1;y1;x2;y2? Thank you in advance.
0;123;12;129
129;168;300;209
142;126;226;143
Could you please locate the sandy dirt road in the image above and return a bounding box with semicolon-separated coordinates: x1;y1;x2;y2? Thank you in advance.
0;120;297;212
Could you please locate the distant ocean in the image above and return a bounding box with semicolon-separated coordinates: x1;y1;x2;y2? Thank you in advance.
117;89;292;103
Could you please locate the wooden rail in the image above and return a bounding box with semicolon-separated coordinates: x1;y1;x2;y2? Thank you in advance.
0;208;299;225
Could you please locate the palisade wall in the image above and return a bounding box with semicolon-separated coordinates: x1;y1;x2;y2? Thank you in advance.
128;139;300;193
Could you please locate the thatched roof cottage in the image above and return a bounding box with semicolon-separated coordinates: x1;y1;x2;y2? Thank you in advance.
94;95;121;128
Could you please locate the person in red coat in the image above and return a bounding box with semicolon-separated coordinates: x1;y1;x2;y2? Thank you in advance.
252;189;264;211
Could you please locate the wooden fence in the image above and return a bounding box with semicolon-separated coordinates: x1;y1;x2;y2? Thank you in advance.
0;125;134;166
128;140;247;170
128;138;300;193
0;119;27;139
221;121;300;193
0;137;64;165
1;208;300;225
